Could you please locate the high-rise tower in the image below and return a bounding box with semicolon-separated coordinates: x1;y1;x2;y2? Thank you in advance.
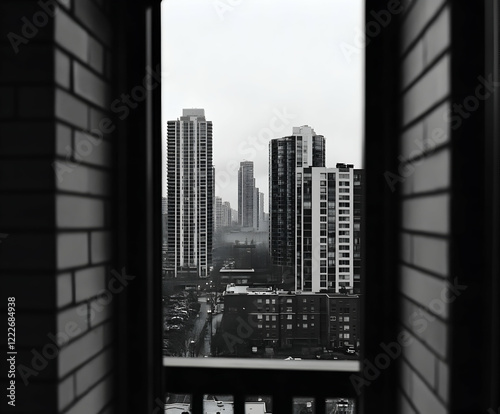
270;126;363;293
166;109;213;278
269;125;325;275
296;164;363;293
238;161;258;230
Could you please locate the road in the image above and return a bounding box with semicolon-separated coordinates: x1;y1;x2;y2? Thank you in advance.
188;296;209;357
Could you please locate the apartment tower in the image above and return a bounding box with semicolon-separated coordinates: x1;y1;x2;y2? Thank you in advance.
238;160;259;230
166;109;213;278
297;164;363;293
269;125;325;277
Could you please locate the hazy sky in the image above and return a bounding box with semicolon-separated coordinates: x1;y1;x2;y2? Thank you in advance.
161;0;364;210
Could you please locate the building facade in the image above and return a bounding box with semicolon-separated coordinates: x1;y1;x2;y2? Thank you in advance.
270;126;363;294
214;198;233;230
166;109;213;278
296;164;363;293
269;126;325;282
219;290;360;356
238;160;260;230
214;196;223;231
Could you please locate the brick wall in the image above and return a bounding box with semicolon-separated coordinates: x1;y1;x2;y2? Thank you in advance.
397;1;451;413
1;0;115;412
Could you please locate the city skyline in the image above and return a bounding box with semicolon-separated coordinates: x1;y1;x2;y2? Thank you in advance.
161;0;363;208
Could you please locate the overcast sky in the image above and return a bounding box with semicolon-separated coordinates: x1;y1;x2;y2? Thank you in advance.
161;0;364;210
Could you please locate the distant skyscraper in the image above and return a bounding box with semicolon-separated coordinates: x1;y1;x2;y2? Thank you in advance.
222;201;232;228
214;196;223;231
166;109;213;278
214;198;232;229
238;161;259;230
269;125;325;274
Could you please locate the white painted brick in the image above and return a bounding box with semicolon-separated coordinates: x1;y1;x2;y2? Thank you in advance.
55;48;70;89
437;359;449;403
56;89;88;130
400;358;413;398
57;272;73;308
56;123;72;157
401;0;447;52
412;234;448;276
402;329;436;387
91;231;111;264
400;296;448;358
57;0;71;9
424;5;450;65
56;164;110;195
411;371;447;414
401;121;425;160
55;10;89;62
58;324;106;377
90;297;113;327
74;131;111;166
400;232;412;263
402;39;424;89
400;265;449;319
403;53;450;125
65;376;113;414
56;195;105;228
412;149;450;194
402;194;449;234
75;266;106;302
57;305;88;337
75;349;112;396
57;233;88;270
58;374;74;411
424;100;450;148
88;35;104;74
398;391;417;414
422;315;448;360
73;61;109;108
74;0;112;46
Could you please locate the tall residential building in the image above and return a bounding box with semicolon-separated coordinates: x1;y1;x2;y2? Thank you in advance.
296;164;363;293
269;125;325;273
270;126;363;293
214;196;223;231
214;198;232;229
222;201;232;227
231;208;238;226
166;109;213;278
238;161;259;230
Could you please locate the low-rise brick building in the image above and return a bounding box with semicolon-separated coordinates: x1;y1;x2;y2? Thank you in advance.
217;288;360;357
